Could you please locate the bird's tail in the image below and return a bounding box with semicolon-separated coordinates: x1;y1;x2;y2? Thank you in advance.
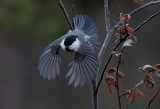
73;15;99;46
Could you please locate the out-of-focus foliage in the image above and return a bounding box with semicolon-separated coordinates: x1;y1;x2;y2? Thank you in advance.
0;0;70;41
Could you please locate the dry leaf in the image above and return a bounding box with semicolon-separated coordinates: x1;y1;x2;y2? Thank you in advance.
108;68;116;74
123;39;135;47
136;89;143;97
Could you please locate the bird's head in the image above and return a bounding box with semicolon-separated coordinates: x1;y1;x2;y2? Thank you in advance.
60;35;81;52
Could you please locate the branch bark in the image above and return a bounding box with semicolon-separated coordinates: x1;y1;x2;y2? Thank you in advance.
147;88;160;109
58;0;74;30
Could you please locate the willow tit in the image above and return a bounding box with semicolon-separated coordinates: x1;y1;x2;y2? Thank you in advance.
38;15;99;87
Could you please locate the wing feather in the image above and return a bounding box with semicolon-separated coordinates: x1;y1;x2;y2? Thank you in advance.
38;36;65;80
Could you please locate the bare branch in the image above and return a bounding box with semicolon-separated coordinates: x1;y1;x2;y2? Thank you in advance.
129;1;160;15
58;0;74;30
115;47;125;109
147;88;160;109
110;0;119;15
104;0;110;32
134;10;160;32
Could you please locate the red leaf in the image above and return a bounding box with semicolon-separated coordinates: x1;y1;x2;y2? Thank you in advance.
140;65;156;73
136;89;143;97
116;33;121;39
108;68;116;74
120;13;125;24
109;80;116;86
108;85;112;94
115;39;120;44
106;75;116;86
117;73;122;78
146;72;150;76
128;92;135;104
118;70;125;77
121;26;128;37
127;27;134;36
123;39;135;47
112;51;118;54
154;64;160;69
158;70;160;73
119;55;125;67
117;25;122;31
125;14;131;24
132;36;137;42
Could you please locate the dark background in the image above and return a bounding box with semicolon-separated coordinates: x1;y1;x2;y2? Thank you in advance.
0;0;160;109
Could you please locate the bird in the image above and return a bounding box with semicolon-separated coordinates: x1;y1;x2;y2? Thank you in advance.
38;15;99;87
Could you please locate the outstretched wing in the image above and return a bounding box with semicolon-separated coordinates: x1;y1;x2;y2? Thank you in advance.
66;42;99;87
38;36;65;80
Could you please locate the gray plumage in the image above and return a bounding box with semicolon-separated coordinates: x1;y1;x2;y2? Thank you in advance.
38;15;99;87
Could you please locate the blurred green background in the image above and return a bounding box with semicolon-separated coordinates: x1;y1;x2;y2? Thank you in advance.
0;0;160;109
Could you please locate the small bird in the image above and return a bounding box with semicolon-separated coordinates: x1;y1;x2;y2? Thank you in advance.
38;15;99;87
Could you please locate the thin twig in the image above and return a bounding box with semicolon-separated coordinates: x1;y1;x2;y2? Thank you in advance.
129;1;160;15
110;0;119;15
134;10;160;32
72;0;75;29
147;88;160;109
115;47;125;109
120;92;129;98
58;0;74;30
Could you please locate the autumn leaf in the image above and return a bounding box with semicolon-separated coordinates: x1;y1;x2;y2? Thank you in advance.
136;89;143;97
127;27;134;36
128;92;135;104
112;51;118;54
115;39;120;44
144;75;155;89
108;85;112;94
131;36;137;42
139;65;156;73
123;39;135;47
108;68;116;74
120;13;125;24
117;25;122;31
154;64;160;69
106;75;116;86
125;14;131;24
118;70;125;78
121;26;128;37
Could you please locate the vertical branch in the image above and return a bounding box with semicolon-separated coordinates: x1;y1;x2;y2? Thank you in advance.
115;47;125;109
58;0;74;30
72;0;75;29
98;0;112;64
92;80;98;109
104;0;110;32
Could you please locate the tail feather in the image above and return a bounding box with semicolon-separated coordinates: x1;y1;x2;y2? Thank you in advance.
73;15;99;46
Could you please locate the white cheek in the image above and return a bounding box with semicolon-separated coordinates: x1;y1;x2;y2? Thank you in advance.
69;39;81;52
60;39;65;50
